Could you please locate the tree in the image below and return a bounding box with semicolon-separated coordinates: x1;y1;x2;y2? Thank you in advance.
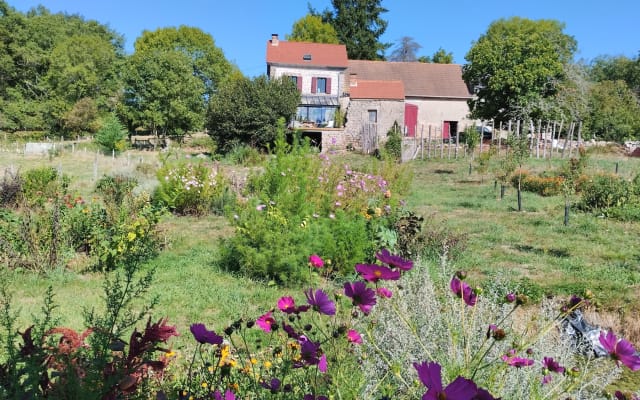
206;75;300;153
286;14;339;44
389;36;421;62
463;17;577;123
313;0;390;60
589;54;640;96
431;47;454;64
585;80;640;142
63;97;100;134
123;49;205;137
132;26;233;99
95;114;127;154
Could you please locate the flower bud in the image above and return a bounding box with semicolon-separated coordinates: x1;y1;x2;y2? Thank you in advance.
455;270;467;280
506;293;516;303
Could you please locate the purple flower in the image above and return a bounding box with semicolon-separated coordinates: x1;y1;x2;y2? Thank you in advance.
615;390;640;400
309;254;324;268
344;281;377;315
450;277;478;306
376;248;413;271
305;288;336;316
599;330;640;371
282;322;301;340
261;378;281;393
297;337;322;367
413;361;478;400
256;311;276;332
355;263;401;283
376;287;393;298
189;323;223;345
505;293;516;303
541;357;565;385
318;353;327;373
213;390;235;400
303;395;328;400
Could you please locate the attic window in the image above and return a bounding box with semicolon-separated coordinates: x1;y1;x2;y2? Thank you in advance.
303;54;312;61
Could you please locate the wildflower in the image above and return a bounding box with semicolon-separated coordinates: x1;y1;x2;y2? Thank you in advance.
344;281;377;315
309;254;324;268
190;323;223;345
615;390;640;400
261;378;281;393
501;351;534;368
256;311;276;333
505;293;516;303
303;395;329;400
213;390;235;400
297;337;322;367
450;277;478;306
355;263;401;283
599;330;640;371
376;287;393;298
541;357;565;385
347;329;362;344
143;317;178;343
305;288;336;316
413;361;478;400
375;248;413;271
256;204;266;211
486;324;506;341
277;296;296;313
319;354;328;373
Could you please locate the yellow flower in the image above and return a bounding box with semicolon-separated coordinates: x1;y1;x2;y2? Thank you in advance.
165;350;176;358
263;361;272;369
374;207;382;217
208;366;214;373
250;358;258;365
127;232;137;242
201;382;208;388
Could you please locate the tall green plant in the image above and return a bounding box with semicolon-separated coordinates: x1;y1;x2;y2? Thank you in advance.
94;114;127;154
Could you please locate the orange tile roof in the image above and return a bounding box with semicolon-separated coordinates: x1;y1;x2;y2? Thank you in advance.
349;80;405;100
347;60;472;99
266;39;348;68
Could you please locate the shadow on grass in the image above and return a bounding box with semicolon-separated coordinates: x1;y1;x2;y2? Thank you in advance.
514;244;571;258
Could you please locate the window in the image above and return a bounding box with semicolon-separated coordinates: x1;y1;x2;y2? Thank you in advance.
289;76;298;86
317;78;327;94
368;110;378;123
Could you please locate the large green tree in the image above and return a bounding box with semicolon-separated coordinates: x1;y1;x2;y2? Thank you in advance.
206;74;300;153
463;17;577;123
313;0;390;60
123;50;205;137
589;54;640;96
585;80;640;141
286;14;339;44
122;27;233;136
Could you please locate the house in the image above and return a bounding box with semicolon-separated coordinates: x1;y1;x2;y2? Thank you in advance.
265;34;474;152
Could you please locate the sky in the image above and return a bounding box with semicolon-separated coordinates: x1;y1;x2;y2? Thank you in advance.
11;0;640;77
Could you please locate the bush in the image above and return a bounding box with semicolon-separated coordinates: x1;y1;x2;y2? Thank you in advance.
21;166;70;207
578;173;634;212
511;170;564;196
154;162;232;216
95;174;138;205
383;121;402;161
225;143;264;166
94;114;128;154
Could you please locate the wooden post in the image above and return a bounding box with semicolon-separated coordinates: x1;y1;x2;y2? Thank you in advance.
93;152;98;181
498;121;503;156
536;119;541;158
439;126;444;159
455;129;460;159
557;119;564;157
427;126;432;159
420;125;424;160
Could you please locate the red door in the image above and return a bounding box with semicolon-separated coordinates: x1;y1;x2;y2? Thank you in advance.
442;121;451;140
404;103;418;137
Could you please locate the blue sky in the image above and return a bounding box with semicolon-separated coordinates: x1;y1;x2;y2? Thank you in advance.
12;0;640;77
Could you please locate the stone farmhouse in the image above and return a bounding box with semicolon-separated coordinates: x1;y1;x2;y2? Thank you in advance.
266;34;474;152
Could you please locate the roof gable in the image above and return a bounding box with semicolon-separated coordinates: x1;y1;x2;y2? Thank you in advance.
350;80;404;100
347;60;472;99
266;39;348;68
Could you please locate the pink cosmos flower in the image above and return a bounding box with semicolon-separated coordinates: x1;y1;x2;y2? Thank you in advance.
599;330;640;371
376;287;393;298
501;352;534;368
318;353;327;373
541;356;565;385
277;296;296;313
347;329;362;344
355;263;401;283
256;311;276;332
309;254;324;268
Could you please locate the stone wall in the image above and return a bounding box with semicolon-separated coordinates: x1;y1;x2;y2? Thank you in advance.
343;99;405;151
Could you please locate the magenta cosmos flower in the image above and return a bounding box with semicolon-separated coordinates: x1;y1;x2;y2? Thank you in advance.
376;248;413;271
344;281;377;314
599;330;640;371
450;277;478;306
355;263;401;283
213;389;235;400
190;323;223;345
256;311;276;332
277;296;296;313
413;361;478;400
305;288;336;316
376;287;393;298
501;351;534;368
309;254;324;268
541;357;565;384
347;329;362;344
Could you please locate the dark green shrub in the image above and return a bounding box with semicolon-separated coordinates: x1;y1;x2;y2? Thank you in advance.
225;144;264;166
94;114;128;154
578;173;633;211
